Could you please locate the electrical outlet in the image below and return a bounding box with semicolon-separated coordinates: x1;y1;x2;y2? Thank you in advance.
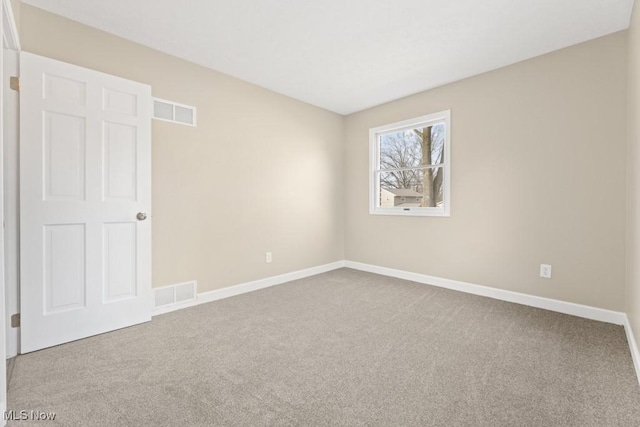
540;264;552;279
265;252;272;263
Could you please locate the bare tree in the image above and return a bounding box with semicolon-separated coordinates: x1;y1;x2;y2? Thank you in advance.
414;128;434;206
379;133;420;189
379;124;444;207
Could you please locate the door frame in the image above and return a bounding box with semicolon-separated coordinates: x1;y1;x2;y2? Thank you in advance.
2;0;20;422
2;0;18;362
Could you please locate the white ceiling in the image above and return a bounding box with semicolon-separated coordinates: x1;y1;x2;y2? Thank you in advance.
23;0;635;115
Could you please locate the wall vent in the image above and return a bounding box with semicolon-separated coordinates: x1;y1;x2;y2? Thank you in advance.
154;281;197;309
152;98;197;126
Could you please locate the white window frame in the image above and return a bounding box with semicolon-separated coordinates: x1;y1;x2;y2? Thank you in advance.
369;110;451;217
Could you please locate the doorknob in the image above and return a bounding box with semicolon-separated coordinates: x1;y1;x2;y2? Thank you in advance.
136;212;148;221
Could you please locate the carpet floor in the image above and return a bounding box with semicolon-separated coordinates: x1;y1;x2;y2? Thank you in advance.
7;268;640;426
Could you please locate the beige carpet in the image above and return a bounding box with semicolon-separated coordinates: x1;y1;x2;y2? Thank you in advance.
7;268;640;426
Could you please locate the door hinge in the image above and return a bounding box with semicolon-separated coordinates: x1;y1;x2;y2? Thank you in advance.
10;313;20;328
9;76;19;92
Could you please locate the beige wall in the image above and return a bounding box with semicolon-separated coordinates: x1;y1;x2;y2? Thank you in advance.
9;0;19;34
344;32;628;311
19;5;344;292
13;5;633;316
627;3;640;351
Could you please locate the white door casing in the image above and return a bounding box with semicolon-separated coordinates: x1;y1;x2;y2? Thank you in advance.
0;0;10;420
20;52;152;353
3;47;18;359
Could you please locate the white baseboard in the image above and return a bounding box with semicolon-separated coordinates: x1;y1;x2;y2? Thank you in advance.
152;261;346;316
623;315;640;386
154;259;626;325
344;261;626;325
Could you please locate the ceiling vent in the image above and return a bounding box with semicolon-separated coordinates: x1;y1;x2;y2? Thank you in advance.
153;98;196;126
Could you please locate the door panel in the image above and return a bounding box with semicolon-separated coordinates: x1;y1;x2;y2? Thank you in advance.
103;122;137;201
44;73;86;105
20;52;152;353
103;222;137;302
44;112;86;201
44;224;86;313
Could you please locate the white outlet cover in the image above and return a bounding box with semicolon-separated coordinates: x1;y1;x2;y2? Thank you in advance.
540;264;552;279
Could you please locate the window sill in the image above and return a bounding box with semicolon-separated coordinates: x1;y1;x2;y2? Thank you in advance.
369;207;450;217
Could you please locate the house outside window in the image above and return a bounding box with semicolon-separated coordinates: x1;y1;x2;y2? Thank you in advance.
369;110;451;217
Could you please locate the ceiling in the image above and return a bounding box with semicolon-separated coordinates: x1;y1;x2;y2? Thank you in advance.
22;0;635;115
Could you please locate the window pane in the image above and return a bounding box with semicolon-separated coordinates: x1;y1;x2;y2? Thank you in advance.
379;123;445;170
379;167;444;208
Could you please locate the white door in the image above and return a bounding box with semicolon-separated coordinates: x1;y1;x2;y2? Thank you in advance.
20;52;152;353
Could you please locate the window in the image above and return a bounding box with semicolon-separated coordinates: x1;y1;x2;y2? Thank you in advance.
369;110;450;217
